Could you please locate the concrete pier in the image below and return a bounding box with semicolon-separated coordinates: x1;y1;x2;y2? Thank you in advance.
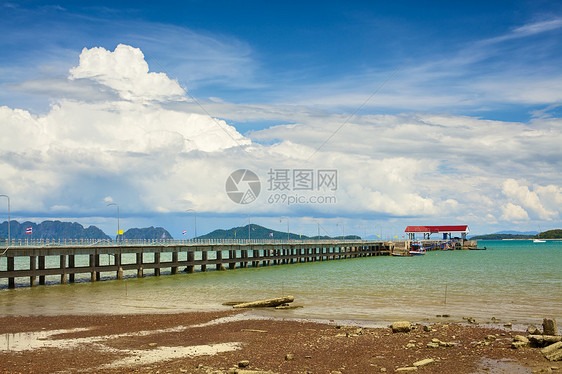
0;240;391;288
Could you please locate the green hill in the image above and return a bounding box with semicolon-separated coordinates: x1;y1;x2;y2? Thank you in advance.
536;229;562;239
198;224;360;240
198;224;305;240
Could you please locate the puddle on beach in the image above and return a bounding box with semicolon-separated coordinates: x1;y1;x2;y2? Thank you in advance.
2;316;242;371
99;342;241;369
473;358;532;374
1;328;91;351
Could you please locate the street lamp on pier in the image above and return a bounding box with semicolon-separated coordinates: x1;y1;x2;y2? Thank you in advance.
280;216;290;242
337;222;345;239
242;214;251;241
185;209;197;239
106;203;120;242
0;194;10;250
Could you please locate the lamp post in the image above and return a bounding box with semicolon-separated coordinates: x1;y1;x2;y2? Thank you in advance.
106;203;120;242
337;222;345;238
315;220;322;240
185;209;197;239
0;194;9;248
280;216;290;242
242;214;251;241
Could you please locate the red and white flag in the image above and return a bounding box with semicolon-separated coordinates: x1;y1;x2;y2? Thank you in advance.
25;227;33;234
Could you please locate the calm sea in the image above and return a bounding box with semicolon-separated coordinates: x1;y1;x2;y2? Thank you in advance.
1;240;560;327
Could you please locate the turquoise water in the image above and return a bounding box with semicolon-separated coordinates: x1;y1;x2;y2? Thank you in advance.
1;240;560;326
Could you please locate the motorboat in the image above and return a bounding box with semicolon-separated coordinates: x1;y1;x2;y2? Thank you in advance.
409;241;426;255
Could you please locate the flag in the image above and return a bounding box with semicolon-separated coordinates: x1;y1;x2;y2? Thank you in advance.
25;227;32;234
118;229;123;235
182;230;187;235
269;232;273;237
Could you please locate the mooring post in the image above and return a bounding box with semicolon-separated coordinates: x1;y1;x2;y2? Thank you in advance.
187;250;195;273
241;249;248;268
89;254;96;282
216;250;226;271
171;251;178;274
201;250;207;272
154;252;160;276
69;255;75;283
95;254;101;281
136;252;143;278
115;253;123;280
60;255;67;284
7;256;15;288
252;249;259;268
30;256;37;287
262;249;268;267
228;249;236;269
39;255;45;285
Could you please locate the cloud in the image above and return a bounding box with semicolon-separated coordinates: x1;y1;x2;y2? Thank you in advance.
501;203;530;221
69;44;186;102
501;179;559;220
494;18;562;43
1;44;562;237
0;44;252;215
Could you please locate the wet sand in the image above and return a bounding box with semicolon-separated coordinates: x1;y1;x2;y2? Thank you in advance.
0;310;556;373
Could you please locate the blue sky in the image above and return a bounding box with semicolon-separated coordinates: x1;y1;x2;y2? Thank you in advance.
1;0;561;238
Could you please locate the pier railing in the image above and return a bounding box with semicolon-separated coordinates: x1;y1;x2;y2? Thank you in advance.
0;237;398;247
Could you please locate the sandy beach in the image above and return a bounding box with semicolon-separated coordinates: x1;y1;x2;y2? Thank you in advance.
0;309;558;374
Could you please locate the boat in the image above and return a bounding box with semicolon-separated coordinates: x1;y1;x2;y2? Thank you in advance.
391;252;410;257
533;239;546;243
409;241;426;255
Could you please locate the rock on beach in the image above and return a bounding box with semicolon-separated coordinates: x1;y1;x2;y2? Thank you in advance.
543;318;558;336
392;321;411;333
542;341;562;361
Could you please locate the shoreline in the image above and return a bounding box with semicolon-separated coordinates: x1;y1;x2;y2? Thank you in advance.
0;310;558;373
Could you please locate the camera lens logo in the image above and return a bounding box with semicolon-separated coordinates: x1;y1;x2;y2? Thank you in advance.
226;169;261;204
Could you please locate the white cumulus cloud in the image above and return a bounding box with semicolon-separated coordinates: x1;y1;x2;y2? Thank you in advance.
69;44;186;102
501;179;558;220
500;203;530;221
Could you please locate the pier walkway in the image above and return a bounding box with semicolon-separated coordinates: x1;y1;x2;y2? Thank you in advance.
0;239;393;288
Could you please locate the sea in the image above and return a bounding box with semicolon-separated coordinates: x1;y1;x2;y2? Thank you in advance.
1;240;561;328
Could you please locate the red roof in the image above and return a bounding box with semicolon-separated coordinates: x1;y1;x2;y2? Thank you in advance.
405;225;469;233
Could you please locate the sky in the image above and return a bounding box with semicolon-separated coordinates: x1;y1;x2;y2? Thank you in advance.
1;0;561;238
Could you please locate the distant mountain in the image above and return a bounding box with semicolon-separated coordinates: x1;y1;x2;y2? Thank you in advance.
470;233;534;240
494;230;538;235
0;220;110;240
122;227;173;240
198;224;360;240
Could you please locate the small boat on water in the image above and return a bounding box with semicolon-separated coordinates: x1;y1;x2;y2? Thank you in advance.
409;241;426;255
533;239;546;243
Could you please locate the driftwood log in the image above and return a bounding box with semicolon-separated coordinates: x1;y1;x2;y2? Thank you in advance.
233;296;294;308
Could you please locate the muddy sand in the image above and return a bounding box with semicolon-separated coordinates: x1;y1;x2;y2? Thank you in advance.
0;310;558;373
